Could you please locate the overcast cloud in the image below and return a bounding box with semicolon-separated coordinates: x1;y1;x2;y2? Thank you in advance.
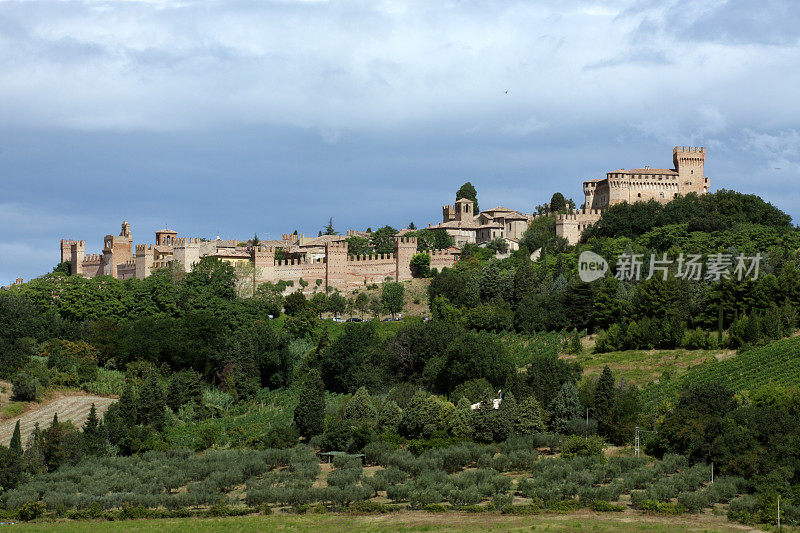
1;0;799;284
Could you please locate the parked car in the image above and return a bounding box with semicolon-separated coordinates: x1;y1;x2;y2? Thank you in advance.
345;317;363;322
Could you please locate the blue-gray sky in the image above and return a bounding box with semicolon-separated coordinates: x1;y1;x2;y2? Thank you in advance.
2;0;800;285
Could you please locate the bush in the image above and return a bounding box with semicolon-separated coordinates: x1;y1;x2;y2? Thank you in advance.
491;493;513;511
424;503;447;513
561;435;604;459
12;372;40;401
17;501;46;521
500;504;541;515
591;500;625;512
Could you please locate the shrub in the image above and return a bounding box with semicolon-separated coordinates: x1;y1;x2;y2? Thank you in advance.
491;493;513;511
561;435;604;459
424;503;447;513
591;500;625;512
12;372;40;401
261;504;273;515
500;504;541;515
17;501;46;521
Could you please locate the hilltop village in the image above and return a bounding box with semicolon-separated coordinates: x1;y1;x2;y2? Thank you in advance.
58;146;710;290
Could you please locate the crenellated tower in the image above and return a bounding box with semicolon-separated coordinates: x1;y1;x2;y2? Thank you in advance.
673;146;708;195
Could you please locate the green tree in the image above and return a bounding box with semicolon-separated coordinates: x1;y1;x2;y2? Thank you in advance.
408;222;416;230
355;292;370;319
232;336;259;402
514;395;547;434
344;387;377;425
82;403;106;456
345;236;373;256
400;391;441;439
0;445;22;490
323;217;337;235
310;292;329;318
594;366;616;438
381;282;405;318
371;226;399;255
456;182;479;212
377;400;402;434
328;291;347;316
550;381;583;434
450;397;473;438
138;371;167;430
283;290;308;316
409;253;431;278
9;420;22;455
486;238;509;254
294;369;325;439
167;370;203;413
550;192;567;212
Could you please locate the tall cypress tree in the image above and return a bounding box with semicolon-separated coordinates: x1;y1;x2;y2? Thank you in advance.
139;372;166;431
82;403;105;456
294;369;325;439
550;381;582;434
9;420;22;455
594;366;616;438
233;336;259;402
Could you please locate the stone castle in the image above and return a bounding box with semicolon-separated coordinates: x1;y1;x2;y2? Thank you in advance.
60;222;459;291
555;146;710;244
57;145;709;287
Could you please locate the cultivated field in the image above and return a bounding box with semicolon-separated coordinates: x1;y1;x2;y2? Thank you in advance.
0;393;115;446
9;511;763;532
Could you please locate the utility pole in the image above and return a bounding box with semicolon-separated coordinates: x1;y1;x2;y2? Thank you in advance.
778;495;781;531
586;408;589;436
711;463;714;484
634;427;640;457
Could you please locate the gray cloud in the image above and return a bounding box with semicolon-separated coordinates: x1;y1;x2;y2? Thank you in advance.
0;0;799;284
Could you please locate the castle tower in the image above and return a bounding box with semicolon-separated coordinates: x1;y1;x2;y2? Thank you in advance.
395;236;417;281
135;244;155;279
673;146;707;195
173;238;201;273
60;240;72;265
70;241;86;276
325;240;348;290
101;221;134;278
252;244;277;284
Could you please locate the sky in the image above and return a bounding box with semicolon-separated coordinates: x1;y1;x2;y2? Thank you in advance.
1;0;800;285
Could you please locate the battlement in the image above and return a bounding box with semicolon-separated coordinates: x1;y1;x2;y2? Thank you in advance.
256;244;277;252
396;236;417;245
348;253;395;262
327;241;348;250
556;209;603;222
82;254;102;264
135;244;154;253
174;237;202;246
673;146;705;154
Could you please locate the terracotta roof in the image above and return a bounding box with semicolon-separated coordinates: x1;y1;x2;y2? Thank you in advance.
156;229;177;234
210;249;250;258
584;178;605;183
429;219;480;230
300;234;347;247
608;168;678;176
483;206;515;213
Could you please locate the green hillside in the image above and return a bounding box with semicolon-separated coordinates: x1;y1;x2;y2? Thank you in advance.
642;335;800;407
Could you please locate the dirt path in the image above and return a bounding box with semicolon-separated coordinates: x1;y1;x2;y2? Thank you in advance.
0;393;116;446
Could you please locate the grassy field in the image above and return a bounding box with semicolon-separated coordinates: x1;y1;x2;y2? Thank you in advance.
10;511;758;533
0;393;115;446
565;346;733;386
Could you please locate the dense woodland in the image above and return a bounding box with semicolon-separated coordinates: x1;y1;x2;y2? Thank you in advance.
0;189;799;526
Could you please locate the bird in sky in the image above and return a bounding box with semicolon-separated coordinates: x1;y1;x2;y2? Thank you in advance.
775;167;782;170
504;90;509;94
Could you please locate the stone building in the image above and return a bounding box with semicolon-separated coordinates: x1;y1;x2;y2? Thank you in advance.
429;198;535;250
556;146;711;245
60;222;458;291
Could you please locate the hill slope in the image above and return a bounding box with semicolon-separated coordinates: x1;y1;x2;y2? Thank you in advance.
642;335;800;407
